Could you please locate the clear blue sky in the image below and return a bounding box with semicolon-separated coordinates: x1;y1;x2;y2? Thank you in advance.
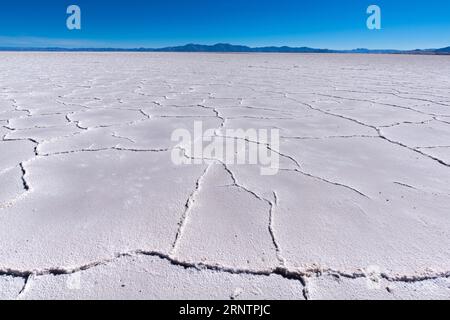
0;0;449;49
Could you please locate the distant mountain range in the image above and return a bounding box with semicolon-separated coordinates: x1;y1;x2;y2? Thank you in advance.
0;43;449;55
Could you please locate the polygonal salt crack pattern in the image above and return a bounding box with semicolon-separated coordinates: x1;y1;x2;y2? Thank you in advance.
0;53;449;300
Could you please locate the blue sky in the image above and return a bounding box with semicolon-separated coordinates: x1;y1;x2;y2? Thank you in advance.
0;0;449;49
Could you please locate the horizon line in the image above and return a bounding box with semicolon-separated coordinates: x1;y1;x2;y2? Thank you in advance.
0;42;449;53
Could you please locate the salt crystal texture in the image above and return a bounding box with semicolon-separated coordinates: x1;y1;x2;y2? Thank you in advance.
0;53;449;300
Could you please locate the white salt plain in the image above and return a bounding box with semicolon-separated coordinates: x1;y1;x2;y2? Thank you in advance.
0;53;449;300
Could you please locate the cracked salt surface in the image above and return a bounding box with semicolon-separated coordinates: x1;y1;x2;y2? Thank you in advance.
18;255;305;300
173;164;280;269
0;53;449;300
0;276;25;300
305;274;450;300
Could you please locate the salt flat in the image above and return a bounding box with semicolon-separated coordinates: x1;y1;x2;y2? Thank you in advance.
0;52;449;300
